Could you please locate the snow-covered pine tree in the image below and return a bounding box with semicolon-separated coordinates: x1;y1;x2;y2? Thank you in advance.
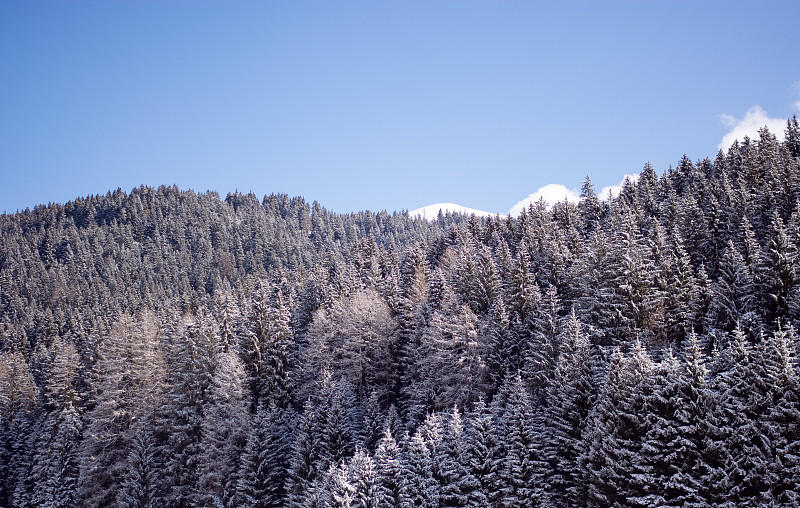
286;400;321;507
158;313;218;508
374;427;404;508
116;418;161;508
763;325;800;504
523;283;561;405
77;313;166;508
328;448;378;508
705;325;773;504
400;429;439;508
761;213;796;328
499;375;544;507
195;349;251;507
582;343;653;506
242;285;295;410
629;341;708;507
234;403;292;508
543;310;594;507
27;401;82;508
436;406;479;507
464;399;502;507
26;340;82;508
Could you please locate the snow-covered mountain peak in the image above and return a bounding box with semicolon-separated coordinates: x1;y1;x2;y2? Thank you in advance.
409;203;495;219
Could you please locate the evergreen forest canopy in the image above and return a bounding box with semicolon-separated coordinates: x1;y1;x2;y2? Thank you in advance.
1;117;800;507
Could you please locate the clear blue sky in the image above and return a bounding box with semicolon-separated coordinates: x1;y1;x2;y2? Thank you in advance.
1;1;799;215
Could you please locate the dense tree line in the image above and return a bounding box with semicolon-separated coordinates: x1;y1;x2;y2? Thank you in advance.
1;117;800;506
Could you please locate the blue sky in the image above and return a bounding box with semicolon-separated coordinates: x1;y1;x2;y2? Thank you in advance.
1;1;799;215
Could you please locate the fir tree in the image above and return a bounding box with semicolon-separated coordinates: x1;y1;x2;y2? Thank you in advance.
77;313;166;508
400;430;439;508
374;427;404;508
500;375;544;507
243;285;295;410
28;402;82;508
234;404;291;508
195;349;251;508
117;419;161;508
159;313;218;508
464;399;502;507
544;310;594;507
286;400;321;507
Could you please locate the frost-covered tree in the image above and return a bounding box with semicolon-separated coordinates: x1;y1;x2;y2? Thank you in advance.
374;427;404;508
20;340;81;507
435;406;479;507
761;213;796;328
78;313;166;508
27;402;82;508
195;349;251;507
158;313;218;508
706;240;756;336
464;399;502;507
582;343;653;506
630;335;709;507
414;288;482;414
243;285;295;410
498;375;544;507
400;430;439;508
234;403;291;508
286;400;321;507
327;448;378;508
116;419;161;508
543;310;594;506
304;288;396;402
705;326;776;504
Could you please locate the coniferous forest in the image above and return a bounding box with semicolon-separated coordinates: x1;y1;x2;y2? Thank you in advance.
2;118;800;507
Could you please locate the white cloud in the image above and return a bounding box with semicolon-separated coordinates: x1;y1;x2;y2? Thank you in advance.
508;184;580;216
508;174;640;217
599;173;639;200
718;105;787;150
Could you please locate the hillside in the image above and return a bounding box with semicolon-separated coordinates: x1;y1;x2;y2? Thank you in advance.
1;117;800;506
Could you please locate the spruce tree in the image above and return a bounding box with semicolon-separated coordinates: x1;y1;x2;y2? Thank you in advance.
400;430;439;508
500;375;543;507
77;313;166;508
243;285;295;410
705;326;774;504
195;349;251;507
234;403;291;508
436;406;478;507
763;325;800;504
159;313;218;508
544;310;594;507
374;427;404;508
116;419;161;508
582;344;653;506
464;399;502;507
286;400;321;507
28;402;82;508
